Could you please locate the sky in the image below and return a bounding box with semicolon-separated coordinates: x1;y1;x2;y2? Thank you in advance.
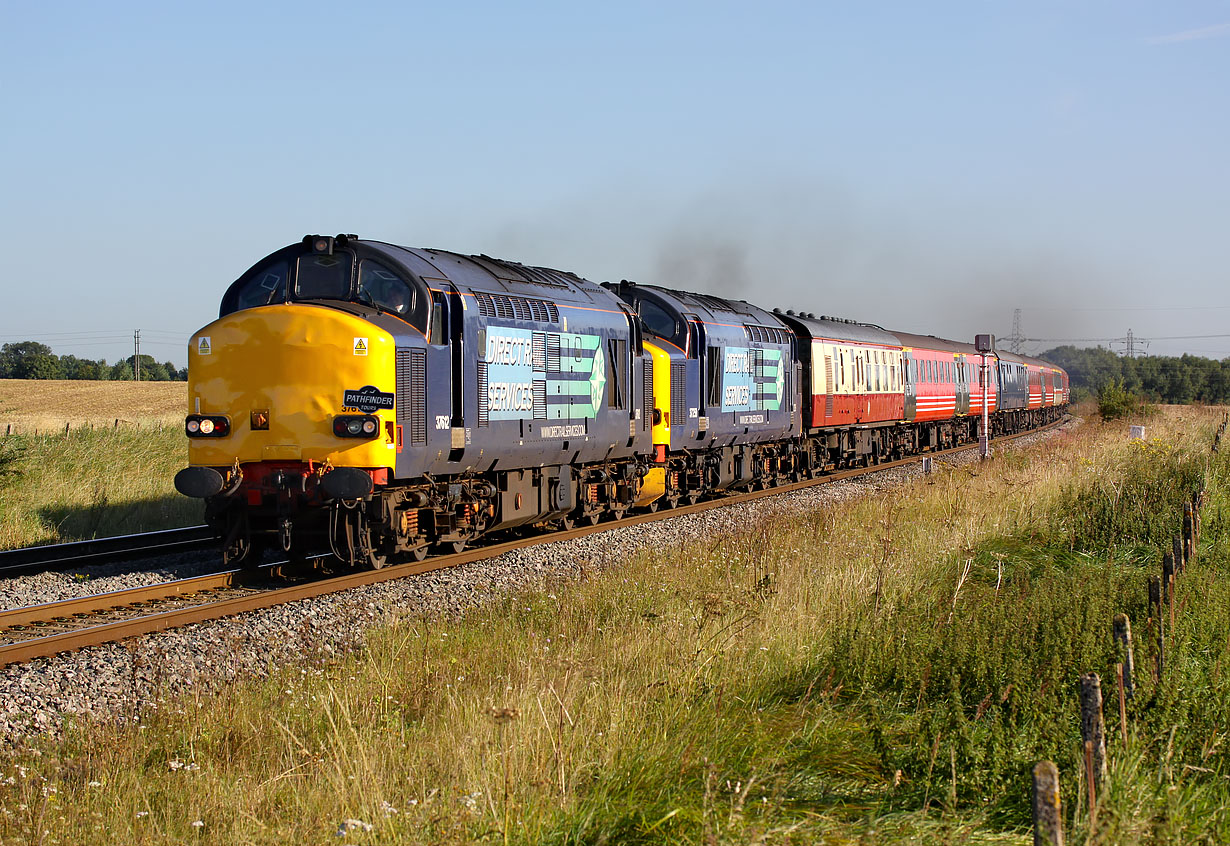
3;1;1230;366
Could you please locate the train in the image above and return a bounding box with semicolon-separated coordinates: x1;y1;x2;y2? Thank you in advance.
173;235;1069;568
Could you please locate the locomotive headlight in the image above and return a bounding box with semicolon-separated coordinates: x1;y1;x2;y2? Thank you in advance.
185;414;229;437
332;415;381;439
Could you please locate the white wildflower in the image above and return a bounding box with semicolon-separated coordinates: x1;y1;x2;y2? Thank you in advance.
336;818;373;836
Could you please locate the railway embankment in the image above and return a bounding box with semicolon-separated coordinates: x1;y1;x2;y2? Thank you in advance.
3;406;1228;843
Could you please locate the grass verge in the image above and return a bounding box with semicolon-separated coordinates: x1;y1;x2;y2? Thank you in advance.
2;407;1227;844
0;426;198;549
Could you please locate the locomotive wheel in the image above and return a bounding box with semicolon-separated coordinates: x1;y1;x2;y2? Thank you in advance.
442;540;467;555
405;545;430;563
365;549;388;570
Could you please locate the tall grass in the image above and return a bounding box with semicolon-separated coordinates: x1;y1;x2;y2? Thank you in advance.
0;425;198;549
2;408;1227;844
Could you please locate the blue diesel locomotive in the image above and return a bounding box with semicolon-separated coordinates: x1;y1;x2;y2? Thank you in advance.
174;235;1067;568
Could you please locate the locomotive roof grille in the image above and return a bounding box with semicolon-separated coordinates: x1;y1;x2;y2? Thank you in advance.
476;255;576;290
474;291;561;323
689;293;739;314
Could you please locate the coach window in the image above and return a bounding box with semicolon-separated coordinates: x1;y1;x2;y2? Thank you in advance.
296;252;353;301
230;259;288;313
358;260;415;317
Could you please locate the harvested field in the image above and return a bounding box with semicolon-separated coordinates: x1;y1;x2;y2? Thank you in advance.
0;379;186;433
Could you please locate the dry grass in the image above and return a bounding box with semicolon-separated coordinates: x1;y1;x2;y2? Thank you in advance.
0;379;186;433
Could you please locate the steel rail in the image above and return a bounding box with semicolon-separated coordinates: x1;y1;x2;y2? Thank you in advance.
0;418;1065;668
0;526;217;577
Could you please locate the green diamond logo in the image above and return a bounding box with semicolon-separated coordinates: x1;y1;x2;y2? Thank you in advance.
590;346;606;410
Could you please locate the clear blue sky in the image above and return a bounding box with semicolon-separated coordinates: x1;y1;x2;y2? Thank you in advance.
4;1;1229;364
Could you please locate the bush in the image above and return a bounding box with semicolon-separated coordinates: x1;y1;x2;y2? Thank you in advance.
1098;378;1150;420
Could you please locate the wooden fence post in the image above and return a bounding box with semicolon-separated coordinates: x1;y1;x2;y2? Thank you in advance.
1080;673;1108;798
1162;553;1174;603
1113;614;1134;702
1173;534;1185;572
1184;503;1195;565
1032;761;1064;846
1148;575;1163;681
1115;664;1127;743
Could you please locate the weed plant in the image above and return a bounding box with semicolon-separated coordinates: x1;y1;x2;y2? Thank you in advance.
2;408;1228;844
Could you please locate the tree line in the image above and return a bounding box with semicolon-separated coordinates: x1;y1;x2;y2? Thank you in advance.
0;341;186;381
1040;345;1230;405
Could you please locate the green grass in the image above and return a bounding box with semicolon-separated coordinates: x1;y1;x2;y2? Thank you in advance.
0;426;199;549
2;409;1229;844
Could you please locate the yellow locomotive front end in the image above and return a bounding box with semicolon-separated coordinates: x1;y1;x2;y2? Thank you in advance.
176;302;398;562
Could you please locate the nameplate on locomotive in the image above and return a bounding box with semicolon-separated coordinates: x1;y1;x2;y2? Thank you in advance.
342;386;395;413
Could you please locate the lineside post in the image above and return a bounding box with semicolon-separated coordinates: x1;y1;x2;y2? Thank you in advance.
974;334;994;460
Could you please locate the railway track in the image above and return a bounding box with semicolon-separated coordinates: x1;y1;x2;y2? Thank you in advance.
0;419;1065;669
0;526;218;577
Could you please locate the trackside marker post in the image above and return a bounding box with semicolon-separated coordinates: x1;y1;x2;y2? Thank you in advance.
975;334;994;460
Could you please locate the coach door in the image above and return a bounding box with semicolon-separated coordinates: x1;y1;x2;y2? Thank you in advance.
956;355;970;415
902;350;917;422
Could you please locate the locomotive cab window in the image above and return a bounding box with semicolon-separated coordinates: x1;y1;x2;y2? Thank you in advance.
638;299;685;350
358;260;414;317
228;259;288;313
296;252;353;301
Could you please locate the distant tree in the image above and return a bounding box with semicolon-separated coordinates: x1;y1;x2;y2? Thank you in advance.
0;341;58;379
122;354;169;381
22;353;65;380
61;355;110;380
111;360;134;381
1041;346;1230;405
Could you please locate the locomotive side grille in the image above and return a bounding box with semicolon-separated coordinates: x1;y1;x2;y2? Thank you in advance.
547;334;561;370
477;361;489;427
409;349;426;444
670;361;686;430
532;332;547;371
754;349;764;411
745;325;790;345
533;379;547;419
396;348;428;445
643;357;653;431
473;291;560;323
